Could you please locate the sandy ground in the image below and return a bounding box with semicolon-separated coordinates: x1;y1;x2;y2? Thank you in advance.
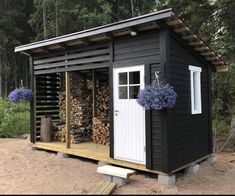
0;138;234;195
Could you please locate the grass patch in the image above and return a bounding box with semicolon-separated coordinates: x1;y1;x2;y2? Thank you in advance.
0;98;30;138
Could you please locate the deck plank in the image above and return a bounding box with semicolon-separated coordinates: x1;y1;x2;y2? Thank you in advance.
102;182;116;195
89;181;105;194
88;181;116;195
33;142;164;174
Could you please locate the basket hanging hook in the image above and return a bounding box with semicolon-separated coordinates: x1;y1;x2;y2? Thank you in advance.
155;71;160;85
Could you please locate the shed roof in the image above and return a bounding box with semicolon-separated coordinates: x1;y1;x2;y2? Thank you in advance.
15;8;228;72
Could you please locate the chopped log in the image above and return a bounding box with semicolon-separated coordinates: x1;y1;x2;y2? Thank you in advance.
40;115;52;142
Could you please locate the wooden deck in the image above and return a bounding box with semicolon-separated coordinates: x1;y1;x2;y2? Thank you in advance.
33;142;163;174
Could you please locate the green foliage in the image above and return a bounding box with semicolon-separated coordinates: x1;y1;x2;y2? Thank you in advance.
213;119;231;134
212;64;235;133
0;0;33;97
0;99;30;138
0;0;33;49
156;0;215;36
212;64;235;117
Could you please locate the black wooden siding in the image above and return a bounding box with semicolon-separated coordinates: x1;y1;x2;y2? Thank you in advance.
150;67;164;170
113;30;164;171
167;33;211;172
113;31;160;67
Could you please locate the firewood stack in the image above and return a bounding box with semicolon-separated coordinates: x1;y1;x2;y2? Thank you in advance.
53;72;93;143
96;85;110;119
53;124;92;143
92;118;110;145
93;83;110;145
58;91;92;125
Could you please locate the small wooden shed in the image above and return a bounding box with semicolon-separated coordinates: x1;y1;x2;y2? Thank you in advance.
15;8;227;175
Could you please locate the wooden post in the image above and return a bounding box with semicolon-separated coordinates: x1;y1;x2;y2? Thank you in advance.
92;69;97;140
33;77;36;142
65;71;71;148
92;69;97;118
109;40;114;158
29;56;36;143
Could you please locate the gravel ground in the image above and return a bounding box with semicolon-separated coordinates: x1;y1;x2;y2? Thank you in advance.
0;138;234;194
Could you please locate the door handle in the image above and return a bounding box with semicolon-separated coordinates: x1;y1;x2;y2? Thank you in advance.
114;110;119;116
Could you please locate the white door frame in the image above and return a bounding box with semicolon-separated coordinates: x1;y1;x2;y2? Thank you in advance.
113;64;146;165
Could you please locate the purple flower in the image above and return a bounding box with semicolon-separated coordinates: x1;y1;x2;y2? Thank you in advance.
137;84;177;110
8;88;33;102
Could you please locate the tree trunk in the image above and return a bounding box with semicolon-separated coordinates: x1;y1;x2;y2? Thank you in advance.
131;0;134;17
55;0;59;37
43;0;47;39
25;59;29;88
228;2;235;64
14;57;18;89
0;55;2;97
3;58;8;98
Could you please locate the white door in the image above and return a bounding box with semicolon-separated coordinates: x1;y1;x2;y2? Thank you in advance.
113;65;145;165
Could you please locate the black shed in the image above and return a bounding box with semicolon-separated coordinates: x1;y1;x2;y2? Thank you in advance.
15;8;227;175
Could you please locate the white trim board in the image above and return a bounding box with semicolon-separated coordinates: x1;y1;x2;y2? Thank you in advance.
189;65;202;115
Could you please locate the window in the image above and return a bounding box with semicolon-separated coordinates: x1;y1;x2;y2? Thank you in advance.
189;65;202;114
118;71;140;99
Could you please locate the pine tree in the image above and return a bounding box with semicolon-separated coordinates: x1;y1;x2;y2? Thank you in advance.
0;0;33;97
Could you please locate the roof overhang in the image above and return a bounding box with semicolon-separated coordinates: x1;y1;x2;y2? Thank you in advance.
15;8;171;53
15;8;228;72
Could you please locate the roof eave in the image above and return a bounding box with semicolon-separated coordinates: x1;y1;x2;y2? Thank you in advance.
14;8;172;53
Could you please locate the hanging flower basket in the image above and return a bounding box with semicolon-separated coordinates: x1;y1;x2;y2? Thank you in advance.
8;88;33;102
137;84;177;110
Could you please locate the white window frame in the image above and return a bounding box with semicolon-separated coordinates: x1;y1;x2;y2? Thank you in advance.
118;71;141;100
189;65;202;114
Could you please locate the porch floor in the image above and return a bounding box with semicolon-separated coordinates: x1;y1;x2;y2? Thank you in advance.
33;142;163;174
